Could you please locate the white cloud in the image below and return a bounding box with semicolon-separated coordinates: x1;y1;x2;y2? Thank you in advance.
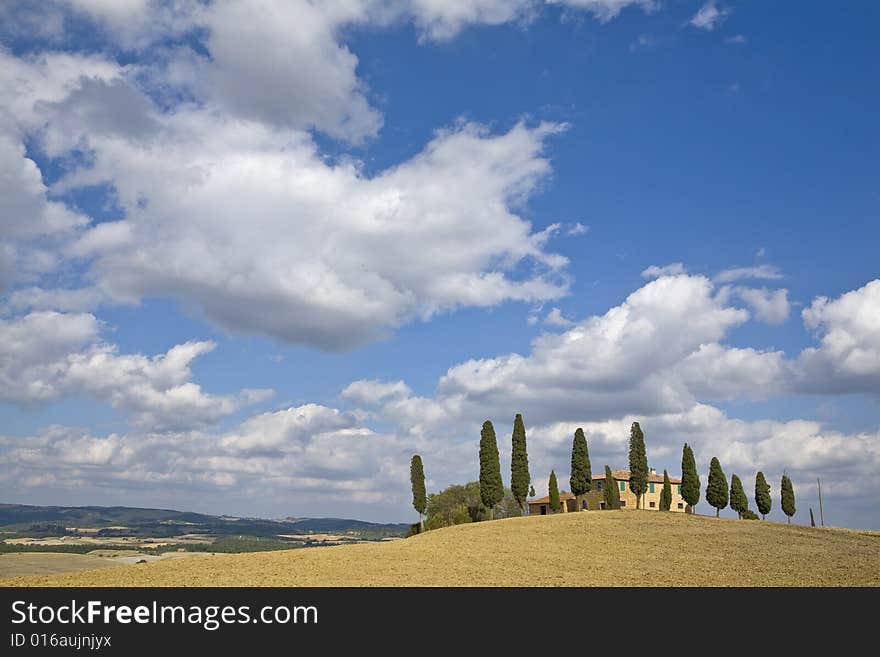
0;134;88;240
60;115;569;349
641;262;686;279
550;0;657;23
714;264;782;283
427;274;748;424
797;280;880;394
7;287;104;313
0;311;271;430
341;380;413;406
689;1;729;31
543;307;575;327
732;287;790;324
565;222;589;236
406;0;536;41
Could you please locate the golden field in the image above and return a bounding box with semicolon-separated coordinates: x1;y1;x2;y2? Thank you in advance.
3;511;879;587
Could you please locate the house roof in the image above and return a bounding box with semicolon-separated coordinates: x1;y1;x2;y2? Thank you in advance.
603;469;682;485
529;492;576;505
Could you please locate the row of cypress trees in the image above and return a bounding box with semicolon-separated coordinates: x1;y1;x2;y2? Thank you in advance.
685;447;797;522
412;420;799;526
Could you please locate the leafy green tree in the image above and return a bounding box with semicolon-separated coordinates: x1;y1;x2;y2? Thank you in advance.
729;474;748;519
410;454;427;531
628;422;649;509
781;474;796;524
569;428;592;496
680;443;700;514
510;413;531;516
755;471;772;520
660;470;672;511
706;457;729;517
603;465;620;510
548;470;562;513
479;420;504;519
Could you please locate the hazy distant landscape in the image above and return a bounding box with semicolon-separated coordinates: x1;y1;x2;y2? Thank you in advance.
0;503;408;578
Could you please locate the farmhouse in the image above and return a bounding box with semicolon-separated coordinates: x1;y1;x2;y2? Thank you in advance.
528;469;687;515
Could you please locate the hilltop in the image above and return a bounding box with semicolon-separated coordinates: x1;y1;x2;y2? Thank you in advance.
5;511;878;587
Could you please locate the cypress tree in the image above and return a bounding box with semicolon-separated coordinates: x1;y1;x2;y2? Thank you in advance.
603;465;620;510
660;469;672;511
781;474;796;524
729;474;748;519
680;443;700;514
569;428;592;496
479;420;503;519
628;422;649;509
510;414;530;516
755;471;772;520
705;457;729;517
410;454;427;531
529;485;535;498
548;470;561;513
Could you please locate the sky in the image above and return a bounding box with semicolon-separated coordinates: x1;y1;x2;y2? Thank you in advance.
0;0;877;528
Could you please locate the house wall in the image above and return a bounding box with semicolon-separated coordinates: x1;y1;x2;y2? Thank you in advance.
593;478;687;512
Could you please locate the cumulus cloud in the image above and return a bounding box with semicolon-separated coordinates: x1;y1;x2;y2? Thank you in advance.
796;280;880;394
543;307;575;327
341;380;413;406
689;1;729;31
0;311;271;430
59;115;569;349
0;404;416;514
730;286;790;324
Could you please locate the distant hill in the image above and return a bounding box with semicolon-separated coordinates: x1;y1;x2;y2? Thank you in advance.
0;504;409;540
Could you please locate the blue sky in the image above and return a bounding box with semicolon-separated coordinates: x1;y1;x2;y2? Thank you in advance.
0;1;877;528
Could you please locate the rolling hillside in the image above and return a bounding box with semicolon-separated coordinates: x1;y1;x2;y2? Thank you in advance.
5;511;878;587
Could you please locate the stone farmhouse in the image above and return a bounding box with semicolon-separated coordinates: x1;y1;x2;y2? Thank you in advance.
528;468;687;514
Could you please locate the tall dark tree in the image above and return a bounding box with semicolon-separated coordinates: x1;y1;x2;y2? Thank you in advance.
510;414;530;516
729;474;748;519
628;422;649;509
529;485;535;498
569;428;592;497
410;454;427;531
479;420;504;519
660;469;673;511
706;457;729;517
548;470;562;513
781;474;796;524
755;471;772;520
603;465;620;510
680;443;700;514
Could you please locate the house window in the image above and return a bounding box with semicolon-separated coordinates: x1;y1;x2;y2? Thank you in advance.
619;481;626;492
677;503;683;509
649;482;655;493
620;500;626;507
678;485;682;495
649;501;656;508
597;481;603;491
